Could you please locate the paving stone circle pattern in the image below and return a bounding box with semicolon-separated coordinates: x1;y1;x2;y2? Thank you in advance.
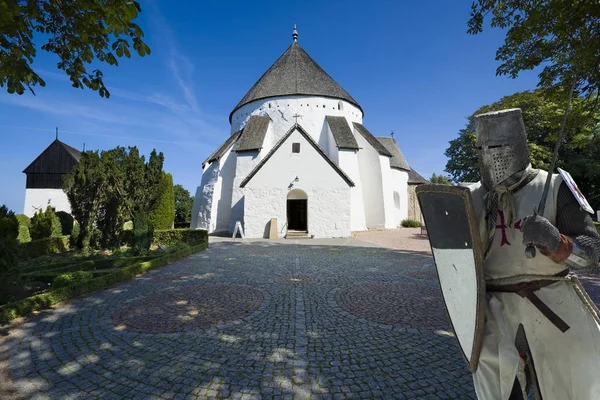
3;237;485;399
112;284;264;333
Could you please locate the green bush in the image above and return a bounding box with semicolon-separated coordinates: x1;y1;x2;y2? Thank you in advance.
20;236;70;260
70;222;80;248
595;222;600;235
401;219;422;228
0;205;21;303
29;206;62;240
53;271;93;288
133;213;153;254
89;228;103;250
0;242;208;324
16;214;31;243
55;211;74;235
149;172;175;230
153;229;208;247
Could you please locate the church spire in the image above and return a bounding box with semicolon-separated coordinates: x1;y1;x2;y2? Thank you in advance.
292;24;298;42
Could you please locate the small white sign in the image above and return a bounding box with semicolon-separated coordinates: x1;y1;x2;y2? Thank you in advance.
558;168;594;214
232;220;246;241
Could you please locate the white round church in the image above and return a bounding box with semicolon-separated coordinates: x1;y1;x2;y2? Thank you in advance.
191;28;416;238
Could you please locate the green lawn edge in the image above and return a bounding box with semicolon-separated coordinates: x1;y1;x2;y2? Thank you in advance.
0;242;208;325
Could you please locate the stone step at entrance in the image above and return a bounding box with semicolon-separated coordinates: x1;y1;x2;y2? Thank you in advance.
285;230;310;239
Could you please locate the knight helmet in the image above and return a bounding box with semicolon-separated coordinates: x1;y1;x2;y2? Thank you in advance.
474;108;531;188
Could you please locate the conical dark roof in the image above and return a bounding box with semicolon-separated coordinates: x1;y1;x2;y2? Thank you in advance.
230;42;362;122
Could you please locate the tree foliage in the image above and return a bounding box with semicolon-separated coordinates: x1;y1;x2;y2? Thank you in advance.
445;90;600;208
149;172;175;230
1;0;151;97
174;184;194;224
63;146;164;252
29;206;62;240
467;0;600;104
63;151;106;251
430;173;453;185
0;205;20;299
16;214;31;243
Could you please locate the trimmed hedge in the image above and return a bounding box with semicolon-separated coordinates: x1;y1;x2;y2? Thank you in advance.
24;255;158;283
401;219;422;228
0;241;208;324
20;236;70;260
153;229;208;247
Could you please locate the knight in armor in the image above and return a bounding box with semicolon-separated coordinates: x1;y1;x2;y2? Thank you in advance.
469;108;600;399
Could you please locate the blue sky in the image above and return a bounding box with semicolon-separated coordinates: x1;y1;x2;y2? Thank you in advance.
0;0;541;213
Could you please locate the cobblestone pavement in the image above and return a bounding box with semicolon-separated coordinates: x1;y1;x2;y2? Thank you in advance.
1;236;476;399
2;234;599;399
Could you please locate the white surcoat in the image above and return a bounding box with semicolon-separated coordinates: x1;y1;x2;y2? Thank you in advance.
469;170;600;400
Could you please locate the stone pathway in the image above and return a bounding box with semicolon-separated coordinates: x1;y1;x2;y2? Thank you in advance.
0;236;474;399
1;233;598;399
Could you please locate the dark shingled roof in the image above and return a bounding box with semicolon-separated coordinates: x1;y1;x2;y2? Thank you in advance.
376;137;410;171
240;123;354;188
202;130;242;168
326;116;359;149
230;42;362;122
352;123;392;157
235;115;270;152
23;139;81;174
408;168;429;184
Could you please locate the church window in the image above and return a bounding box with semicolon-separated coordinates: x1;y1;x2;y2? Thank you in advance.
269;103;271;108
292;143;300;153
338;101;343;111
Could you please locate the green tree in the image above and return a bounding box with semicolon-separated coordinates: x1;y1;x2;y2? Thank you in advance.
0;205;20;301
29;206;62;240
174;184;194;224
121;147;164;253
467;0;600;103
430;173;453;185
1;0;151;97
149;172;175;230
63;151;106;251
445;90;600;207
97;147;128;249
16;214;31;243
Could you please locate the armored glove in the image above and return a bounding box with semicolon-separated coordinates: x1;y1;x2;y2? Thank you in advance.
521;214;561;254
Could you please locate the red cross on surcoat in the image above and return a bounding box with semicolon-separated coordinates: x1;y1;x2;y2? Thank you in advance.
495;211;522;247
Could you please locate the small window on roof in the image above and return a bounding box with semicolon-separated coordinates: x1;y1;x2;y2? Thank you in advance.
292;143;300;153
338;101;343;111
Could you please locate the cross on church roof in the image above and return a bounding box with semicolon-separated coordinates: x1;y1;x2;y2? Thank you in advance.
390;130;394;138
293;112;303;123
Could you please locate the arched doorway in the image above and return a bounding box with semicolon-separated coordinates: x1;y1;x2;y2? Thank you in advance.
287;189;308;232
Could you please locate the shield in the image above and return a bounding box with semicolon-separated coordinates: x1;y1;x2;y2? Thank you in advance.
416;184;486;372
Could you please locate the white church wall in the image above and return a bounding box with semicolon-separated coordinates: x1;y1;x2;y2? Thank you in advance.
354;130;386;228
338;149;366;231
230;150;260;233
23;189;71;218
380;157;396;229
243;128;351;238
214;148;237;233
390;169;409;227
323;121;339;164
231;96;363;147
191;162;219;231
